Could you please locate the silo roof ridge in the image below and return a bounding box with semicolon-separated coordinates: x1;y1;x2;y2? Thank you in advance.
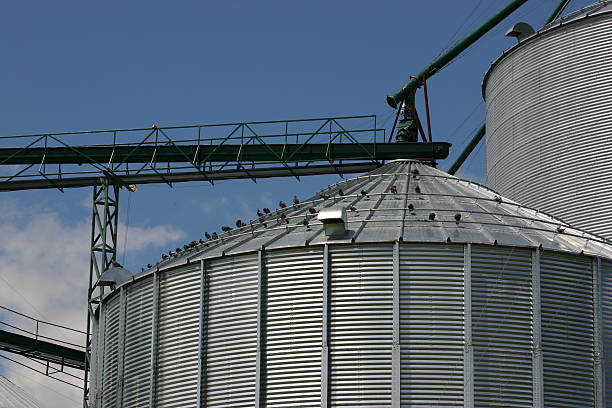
147;160;612;274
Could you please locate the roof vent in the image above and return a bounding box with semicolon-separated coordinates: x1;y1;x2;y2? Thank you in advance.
505;22;535;42
318;207;348;238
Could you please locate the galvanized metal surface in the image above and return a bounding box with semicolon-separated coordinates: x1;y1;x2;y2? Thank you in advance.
484;7;612;240
121;277;154;408
265;248;323;407
540;252;594;407
601;260;612;404
329;245;393;406
156;265;201;407
90;160;612;407
471;246;533;407
100;294;120;408
400;244;465;407
206;254;258;408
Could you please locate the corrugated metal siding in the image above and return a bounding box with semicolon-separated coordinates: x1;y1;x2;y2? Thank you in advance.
90;308;100;407
471;246;533;407
121;276;154;408
265;248;324;407
399;244;464;407
540;252;594;408
485;13;612;240
330;245;393;407
205;254;258;408
101;293;121;408
600;260;612;404
156;265;201;407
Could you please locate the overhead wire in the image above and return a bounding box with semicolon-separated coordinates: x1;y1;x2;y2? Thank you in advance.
0;354;82;389
0;362;82;405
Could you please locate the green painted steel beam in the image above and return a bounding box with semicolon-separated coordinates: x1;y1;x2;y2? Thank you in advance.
386;0;529;108
0;329;86;370
0;142;450;165
546;0;572;24
447;125;485;175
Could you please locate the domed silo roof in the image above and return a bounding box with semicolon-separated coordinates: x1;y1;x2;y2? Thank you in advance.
157;159;612;268
90;159;612;408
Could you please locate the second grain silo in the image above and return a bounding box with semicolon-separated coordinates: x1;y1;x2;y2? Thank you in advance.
484;0;612;240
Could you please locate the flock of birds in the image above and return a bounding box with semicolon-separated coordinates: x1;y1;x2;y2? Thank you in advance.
141;172;514;271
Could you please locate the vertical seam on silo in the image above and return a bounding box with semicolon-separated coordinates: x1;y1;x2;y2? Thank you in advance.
321;244;330;408
392;241;400;407
532;247;543;408
197;259;207;407
594;257;604;408
148;271;160;408
463;243;473;408
115;286;126;408
256;250;267;408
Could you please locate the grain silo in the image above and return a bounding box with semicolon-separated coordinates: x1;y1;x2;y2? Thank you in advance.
483;0;612;240
88;159;612;407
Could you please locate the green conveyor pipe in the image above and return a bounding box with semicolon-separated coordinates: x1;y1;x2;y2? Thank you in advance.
386;0;529;108
447;124;485;175
546;0;572;24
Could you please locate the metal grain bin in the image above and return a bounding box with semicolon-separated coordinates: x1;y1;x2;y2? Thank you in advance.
90;160;612;407
483;1;612;240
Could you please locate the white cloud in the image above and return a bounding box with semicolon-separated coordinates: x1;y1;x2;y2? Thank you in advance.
0;206;185;408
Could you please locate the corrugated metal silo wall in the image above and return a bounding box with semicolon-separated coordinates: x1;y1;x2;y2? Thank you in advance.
90;243;611;407
484;12;612;240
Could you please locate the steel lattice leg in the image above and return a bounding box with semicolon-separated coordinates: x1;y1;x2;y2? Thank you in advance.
83;180;119;408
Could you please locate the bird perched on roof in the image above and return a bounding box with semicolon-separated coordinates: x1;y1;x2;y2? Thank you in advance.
408;203;414;211
199;239;204;244
176;247;183;253
258;216;266;224
412;168;420;176
557;226;566;233
349;205;357;212
293;195;300;205
204;232;211;240
308;207;317;214
257;209;263;217
280;213;287;220
494;195;503;203
263;207;271;215
279;201;287;208
221;226;232;232
390;185;398;194
147;264;152;269
454;213;462;222
183;244;189;250
361;189;368;197
236;219;244;228
338;189;345;196
211;232;218;240
301;218;309;226
415;186;421;194
429;212;436;220
161;253;169;260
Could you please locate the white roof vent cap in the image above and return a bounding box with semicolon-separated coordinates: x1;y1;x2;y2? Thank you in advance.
318;207;348;238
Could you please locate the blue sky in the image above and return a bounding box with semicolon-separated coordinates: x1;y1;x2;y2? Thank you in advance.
0;0;597;405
